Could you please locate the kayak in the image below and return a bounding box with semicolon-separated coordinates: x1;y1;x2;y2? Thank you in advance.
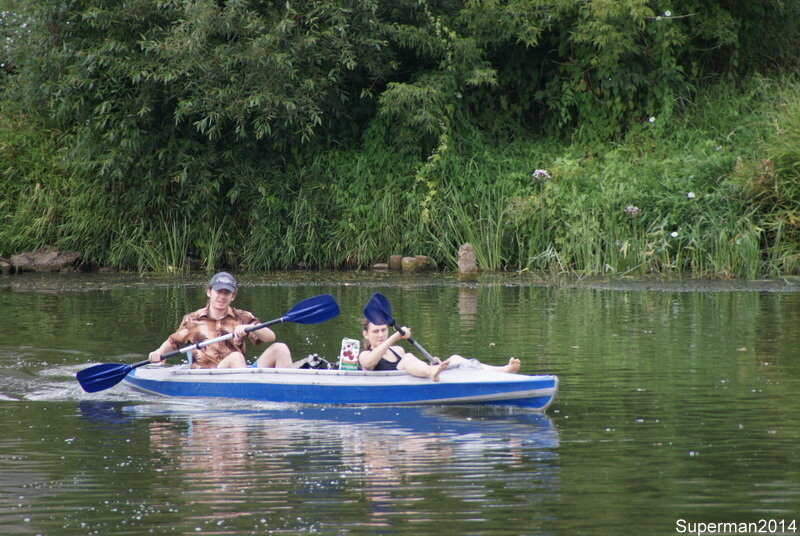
123;365;558;410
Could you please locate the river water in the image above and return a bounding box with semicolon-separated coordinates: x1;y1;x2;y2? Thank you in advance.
1;274;799;535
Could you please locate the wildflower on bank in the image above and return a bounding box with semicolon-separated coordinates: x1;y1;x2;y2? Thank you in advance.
625;205;641;217
531;169;551;182
686;192;695;199
671;231;679;238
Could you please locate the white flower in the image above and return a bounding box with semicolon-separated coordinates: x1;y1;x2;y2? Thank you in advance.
687;192;695;199
664;11;671;17
625;205;641;217
648;117;655;123
670;231;679;238
531;169;551;182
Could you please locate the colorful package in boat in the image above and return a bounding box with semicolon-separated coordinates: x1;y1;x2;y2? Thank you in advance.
338;338;360;370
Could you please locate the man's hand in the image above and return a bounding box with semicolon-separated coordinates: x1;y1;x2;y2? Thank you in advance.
233;325;250;342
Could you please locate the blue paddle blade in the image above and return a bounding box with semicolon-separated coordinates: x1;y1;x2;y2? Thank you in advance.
77;363;133;393
363;292;394;326
282;293;340;325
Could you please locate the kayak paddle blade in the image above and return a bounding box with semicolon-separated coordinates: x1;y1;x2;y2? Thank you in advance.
77;363;133;393
282;293;340;325
363;293;436;363
363;292;394;326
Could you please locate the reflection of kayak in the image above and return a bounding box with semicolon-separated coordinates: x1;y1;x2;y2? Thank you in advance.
77;401;560;450
271;405;559;449
124;366;558;410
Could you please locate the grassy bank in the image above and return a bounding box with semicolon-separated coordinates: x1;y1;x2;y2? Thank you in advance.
2;75;799;276
240;75;799;277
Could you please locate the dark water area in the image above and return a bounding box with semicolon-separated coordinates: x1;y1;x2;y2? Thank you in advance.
1;273;799;535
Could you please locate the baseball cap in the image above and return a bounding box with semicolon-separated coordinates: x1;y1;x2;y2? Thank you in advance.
208;271;237;292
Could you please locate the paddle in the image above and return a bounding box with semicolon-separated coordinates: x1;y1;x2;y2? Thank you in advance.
363;292;437;364
77;293;340;393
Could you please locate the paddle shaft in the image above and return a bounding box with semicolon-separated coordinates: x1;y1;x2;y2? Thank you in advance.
363;292;439;365
77;293;340;393
391;323;437;364
131;317;285;370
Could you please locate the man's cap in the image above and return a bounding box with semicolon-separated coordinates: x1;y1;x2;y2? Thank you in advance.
208;271;237;292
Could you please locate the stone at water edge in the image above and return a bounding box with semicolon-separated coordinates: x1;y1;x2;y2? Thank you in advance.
457;243;478;276
9;247;81;273
401;256;426;273
414;255;433;270
388;255;403;271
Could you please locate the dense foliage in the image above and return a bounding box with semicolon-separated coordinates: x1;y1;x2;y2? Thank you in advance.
2;1;800;274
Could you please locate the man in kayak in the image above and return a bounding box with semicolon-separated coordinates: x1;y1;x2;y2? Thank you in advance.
358;320;521;381
148;272;292;369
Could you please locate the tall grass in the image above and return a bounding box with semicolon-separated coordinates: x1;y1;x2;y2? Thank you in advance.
728;78;800;275
108;221;192;273
0;106;67;254
3;76;800;276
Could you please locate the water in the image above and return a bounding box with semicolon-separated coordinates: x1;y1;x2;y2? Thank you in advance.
1;274;799;535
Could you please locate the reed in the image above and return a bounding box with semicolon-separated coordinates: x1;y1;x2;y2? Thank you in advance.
110;221;192;273
3;76;800;277
199;221;228;273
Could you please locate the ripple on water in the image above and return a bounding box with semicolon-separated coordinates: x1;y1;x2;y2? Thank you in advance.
2;279;800;534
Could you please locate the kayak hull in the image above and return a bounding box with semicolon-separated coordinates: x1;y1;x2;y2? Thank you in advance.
124;366;558;410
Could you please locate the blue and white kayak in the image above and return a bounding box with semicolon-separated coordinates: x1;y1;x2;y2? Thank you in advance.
124;366;558;410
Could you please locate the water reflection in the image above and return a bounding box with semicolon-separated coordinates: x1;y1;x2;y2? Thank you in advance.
457;286;478;325
6;281;800;534
77;402;560;533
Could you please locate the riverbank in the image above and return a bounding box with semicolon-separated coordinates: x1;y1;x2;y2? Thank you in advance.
3;271;800;293
3;75;800;277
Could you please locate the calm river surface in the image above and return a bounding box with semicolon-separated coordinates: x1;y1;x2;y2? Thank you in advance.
1;273;799;536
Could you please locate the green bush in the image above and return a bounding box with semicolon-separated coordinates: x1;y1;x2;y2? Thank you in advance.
2;1;800;275
729;81;800;273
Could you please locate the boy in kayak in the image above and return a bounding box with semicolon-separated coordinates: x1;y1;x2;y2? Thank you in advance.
148;272;292;369
358;320;521;381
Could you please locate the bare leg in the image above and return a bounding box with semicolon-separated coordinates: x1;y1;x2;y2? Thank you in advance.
216;351;247;369
398;353;449;382
447;354;521;373
256;343;292;368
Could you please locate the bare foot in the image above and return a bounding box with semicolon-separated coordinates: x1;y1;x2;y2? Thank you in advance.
501;357;521;374
429;359;450;382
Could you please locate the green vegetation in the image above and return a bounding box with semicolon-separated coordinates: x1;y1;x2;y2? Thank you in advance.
2;1;800;276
